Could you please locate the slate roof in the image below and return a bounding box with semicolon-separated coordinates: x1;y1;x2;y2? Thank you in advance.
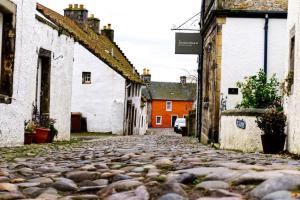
36;3;143;83
142;82;196;101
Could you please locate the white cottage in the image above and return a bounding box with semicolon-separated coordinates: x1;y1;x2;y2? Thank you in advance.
0;0;75;147
286;0;300;154
61;4;146;135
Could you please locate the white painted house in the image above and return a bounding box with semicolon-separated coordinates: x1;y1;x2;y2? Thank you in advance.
220;15;287;110
0;0;76;147
63;5;146;135
199;0;288;144
285;0;300;154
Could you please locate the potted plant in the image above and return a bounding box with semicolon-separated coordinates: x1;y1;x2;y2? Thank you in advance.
35;115;58;144
256;106;287;154
24;120;36;145
34;114;50;144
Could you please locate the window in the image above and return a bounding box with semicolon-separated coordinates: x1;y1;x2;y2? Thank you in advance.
128;86;131;97
141;116;143;128
133;84;135;97
137;85;140;96
0;1;17;104
134;108;137;127
166;101;172;111
82;72;91;84
156;116;162;125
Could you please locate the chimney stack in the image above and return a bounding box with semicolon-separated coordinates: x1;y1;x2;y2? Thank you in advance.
87;14;100;33
180;76;187;85
64;4;88;26
142;68;151;84
143;68;147;75
101;24;114;41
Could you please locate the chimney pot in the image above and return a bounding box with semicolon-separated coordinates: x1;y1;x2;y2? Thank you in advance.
107;24;111;29
68;4;73;9
143;68;147;75
74;4;78;9
90;14;94;18
180;76;187;85
147;69;150;75
103;25;107;29
80;4;84;9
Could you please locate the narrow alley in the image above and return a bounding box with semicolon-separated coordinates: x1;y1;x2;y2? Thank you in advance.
1;130;300;200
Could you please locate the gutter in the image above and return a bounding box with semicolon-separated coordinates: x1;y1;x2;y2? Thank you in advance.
264;14;269;75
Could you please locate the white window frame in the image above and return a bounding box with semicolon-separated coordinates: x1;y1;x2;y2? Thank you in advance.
156;116;162;125
166;101;172;111
82;72;91;84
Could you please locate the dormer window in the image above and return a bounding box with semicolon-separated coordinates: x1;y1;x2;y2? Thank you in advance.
0;1;17;104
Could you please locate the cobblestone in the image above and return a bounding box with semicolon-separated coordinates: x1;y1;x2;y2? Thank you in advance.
0;129;300;199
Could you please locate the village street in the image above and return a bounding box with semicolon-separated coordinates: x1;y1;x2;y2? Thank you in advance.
1;129;300;200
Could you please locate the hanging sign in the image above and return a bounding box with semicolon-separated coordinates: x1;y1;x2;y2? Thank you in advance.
175;32;201;55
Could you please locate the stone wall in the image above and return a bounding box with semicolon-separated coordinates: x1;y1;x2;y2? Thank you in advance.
220;109;265;152
219;0;288;11
200;17;224;144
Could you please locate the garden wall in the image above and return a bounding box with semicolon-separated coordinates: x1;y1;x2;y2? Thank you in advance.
220;109;265;152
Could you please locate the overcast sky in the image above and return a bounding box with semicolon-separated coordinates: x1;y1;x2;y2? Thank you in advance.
38;0;201;82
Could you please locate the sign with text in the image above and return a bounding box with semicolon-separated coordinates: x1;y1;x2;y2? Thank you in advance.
175;33;201;55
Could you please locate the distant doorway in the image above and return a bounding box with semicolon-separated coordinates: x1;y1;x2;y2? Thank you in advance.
171;115;178;127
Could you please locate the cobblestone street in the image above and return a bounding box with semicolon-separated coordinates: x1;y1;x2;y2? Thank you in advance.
1;129;300;200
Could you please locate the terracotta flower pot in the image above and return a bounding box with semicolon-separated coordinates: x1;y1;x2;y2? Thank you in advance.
24;133;35;145
34;128;50;144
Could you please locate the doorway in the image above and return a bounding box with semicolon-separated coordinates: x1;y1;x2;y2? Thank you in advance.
36;49;51;117
171;115;178;127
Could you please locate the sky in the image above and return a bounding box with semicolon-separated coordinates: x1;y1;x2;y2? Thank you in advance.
38;0;201;82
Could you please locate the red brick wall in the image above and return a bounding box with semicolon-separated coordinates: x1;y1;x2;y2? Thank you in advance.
151;100;194;128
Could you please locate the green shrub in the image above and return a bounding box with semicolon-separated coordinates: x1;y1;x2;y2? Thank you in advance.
236;69;281;109
256;107;286;135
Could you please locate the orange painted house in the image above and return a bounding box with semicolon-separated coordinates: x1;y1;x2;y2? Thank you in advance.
151;100;194;128
142;73;196;128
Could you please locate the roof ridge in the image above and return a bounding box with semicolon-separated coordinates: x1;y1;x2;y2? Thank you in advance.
36;3;143;83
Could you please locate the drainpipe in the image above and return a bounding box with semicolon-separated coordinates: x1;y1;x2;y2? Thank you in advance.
196;2;205;142
196;37;204;142
264;14;269;76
